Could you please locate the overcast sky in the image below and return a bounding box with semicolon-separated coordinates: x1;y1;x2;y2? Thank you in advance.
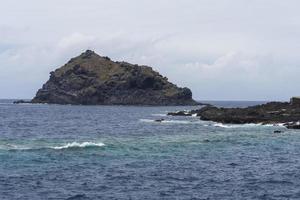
1;0;300;101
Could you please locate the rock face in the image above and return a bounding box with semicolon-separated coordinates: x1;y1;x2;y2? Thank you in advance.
32;50;198;105
168;101;300;129
290;97;300;106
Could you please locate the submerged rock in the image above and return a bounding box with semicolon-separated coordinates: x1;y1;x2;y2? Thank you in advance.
154;119;165;122
31;50;198;106
168;100;300;129
274;130;283;133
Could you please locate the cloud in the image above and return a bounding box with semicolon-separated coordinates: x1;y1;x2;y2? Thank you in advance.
1;0;300;100
57;33;96;51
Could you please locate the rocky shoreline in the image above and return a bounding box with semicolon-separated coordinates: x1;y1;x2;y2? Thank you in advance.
168;99;300;129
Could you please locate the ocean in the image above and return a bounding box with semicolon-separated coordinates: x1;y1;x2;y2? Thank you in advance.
1;100;300;200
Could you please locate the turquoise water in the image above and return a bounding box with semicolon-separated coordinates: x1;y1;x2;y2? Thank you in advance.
0;100;299;199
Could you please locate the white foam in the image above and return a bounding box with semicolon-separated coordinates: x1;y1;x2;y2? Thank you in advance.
140;119;201;124
212;122;284;129
0;141;105;151
151;114;167;117
213;123;263;128
51;142;105;150
213;123;233;128
140;119;156;123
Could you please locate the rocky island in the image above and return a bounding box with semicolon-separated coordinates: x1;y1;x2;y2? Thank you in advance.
30;50;198;105
168;97;300;129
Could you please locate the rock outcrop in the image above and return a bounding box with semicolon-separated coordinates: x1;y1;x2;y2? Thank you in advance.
168;100;300;129
31;50;198;105
13;100;30;104
290;97;300;106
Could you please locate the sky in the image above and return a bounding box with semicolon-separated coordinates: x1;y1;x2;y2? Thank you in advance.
1;0;300;101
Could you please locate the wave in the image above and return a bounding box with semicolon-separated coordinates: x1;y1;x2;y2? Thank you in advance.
16;103;48;106
0;141;105;151
213;123;250;128
140;118;286;129
151;113;167;117
151;113;198;117
272;123;286;127
140;119;202;124
141;119;268;127
212;122;285;129
140;119;265;127
50;142;105;150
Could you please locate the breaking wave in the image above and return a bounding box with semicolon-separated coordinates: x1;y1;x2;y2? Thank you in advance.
213;123;260;128
140;118;286;129
151;113;167;117
213;123;285;129
0;141;105;151
50;142;105;149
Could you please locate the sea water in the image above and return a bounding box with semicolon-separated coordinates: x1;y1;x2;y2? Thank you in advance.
0;100;300;199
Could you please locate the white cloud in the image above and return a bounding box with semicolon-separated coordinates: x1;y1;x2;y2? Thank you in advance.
57;33;96;51
1;0;300;100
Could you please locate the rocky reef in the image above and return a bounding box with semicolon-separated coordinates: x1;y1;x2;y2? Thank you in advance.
168;99;300;129
31;50;198;105
13;100;30;104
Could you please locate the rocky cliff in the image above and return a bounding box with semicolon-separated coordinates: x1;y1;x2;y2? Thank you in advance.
31;50;198;105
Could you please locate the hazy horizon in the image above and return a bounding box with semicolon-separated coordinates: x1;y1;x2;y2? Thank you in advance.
1;0;300;101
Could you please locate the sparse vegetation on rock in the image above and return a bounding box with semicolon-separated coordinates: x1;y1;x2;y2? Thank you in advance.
32;50;198;105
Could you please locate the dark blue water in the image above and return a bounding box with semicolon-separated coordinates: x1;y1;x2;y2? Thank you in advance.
201;100;267;108
1;100;300;200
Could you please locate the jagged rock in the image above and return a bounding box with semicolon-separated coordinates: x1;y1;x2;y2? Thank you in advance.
31;50;198;105
284;122;300;129
13;100;30;104
168;101;300;129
